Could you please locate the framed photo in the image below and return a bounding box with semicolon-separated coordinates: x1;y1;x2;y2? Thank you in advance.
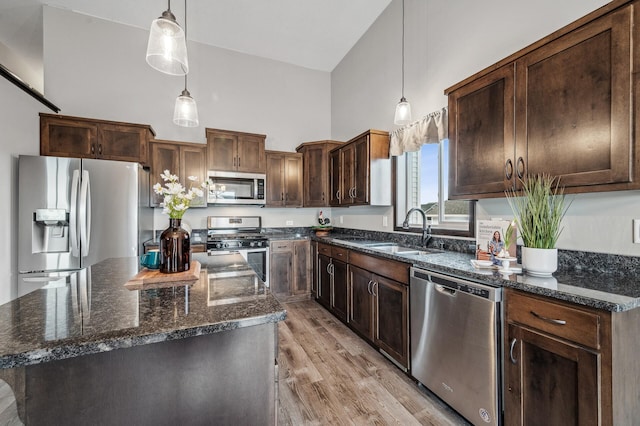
476;219;517;263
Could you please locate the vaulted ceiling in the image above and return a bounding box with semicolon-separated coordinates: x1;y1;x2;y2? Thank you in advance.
0;0;393;73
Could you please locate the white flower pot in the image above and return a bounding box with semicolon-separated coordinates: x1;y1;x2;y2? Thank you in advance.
522;247;557;277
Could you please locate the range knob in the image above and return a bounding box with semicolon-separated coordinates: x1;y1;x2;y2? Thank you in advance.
216;242;223;249
224;242;230;248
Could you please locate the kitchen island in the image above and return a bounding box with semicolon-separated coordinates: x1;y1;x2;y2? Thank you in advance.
0;253;286;425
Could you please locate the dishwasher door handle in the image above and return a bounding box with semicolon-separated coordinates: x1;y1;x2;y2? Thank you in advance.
435;284;456;296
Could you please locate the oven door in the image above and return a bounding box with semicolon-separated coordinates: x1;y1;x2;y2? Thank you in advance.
207;172;265;205
209;248;269;286
239;248;269;287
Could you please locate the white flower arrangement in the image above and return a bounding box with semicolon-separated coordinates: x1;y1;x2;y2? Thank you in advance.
153;170;207;219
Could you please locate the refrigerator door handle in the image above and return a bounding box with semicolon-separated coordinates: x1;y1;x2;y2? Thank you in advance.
79;170;92;257
70;169;81;256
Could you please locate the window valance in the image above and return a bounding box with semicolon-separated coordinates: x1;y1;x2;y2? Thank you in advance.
389;107;448;156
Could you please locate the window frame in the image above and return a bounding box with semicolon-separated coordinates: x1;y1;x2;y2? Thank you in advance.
392;142;475;238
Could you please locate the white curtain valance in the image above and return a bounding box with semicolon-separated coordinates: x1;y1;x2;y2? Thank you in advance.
390;107;448;156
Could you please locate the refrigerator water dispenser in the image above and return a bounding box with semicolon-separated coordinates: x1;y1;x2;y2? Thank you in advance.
32;208;69;254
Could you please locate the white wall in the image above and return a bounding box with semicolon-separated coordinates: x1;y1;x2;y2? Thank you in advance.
41;6;335;237
43;6;331;150
0;77;46;304
331;0;640;256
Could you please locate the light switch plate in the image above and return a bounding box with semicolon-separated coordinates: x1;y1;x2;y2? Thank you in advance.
634;219;640;243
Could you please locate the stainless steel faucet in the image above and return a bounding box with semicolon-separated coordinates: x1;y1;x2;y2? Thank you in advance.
402;208;432;247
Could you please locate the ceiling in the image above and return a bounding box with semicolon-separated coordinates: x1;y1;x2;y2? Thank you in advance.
0;0;393;73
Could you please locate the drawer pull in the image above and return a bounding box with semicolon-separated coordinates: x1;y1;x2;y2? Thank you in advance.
509;338;518;364
531;310;567;325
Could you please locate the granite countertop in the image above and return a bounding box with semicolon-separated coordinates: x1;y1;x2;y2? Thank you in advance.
316;235;640;313
0;253;286;369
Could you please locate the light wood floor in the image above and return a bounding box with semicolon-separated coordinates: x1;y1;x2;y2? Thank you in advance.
0;299;469;425
277;299;469;425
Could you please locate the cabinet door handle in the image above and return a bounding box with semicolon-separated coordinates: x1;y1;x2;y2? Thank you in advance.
321;191;325;201
281;192;284;201
238;157;241;168
91;145;96;155
367;280;373;294
509;338;518;364
326;263;331;274
505;159;513;180
516;157;525;179
336;190;340;200
372;281;378;297
530;310;566;325
98;144;102;155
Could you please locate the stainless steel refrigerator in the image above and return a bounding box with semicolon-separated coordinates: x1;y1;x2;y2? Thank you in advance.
18;155;153;296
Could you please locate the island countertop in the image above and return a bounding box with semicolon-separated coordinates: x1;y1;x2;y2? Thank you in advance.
0;253;286;369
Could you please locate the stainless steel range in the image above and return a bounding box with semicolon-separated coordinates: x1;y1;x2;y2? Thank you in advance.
207;216;269;286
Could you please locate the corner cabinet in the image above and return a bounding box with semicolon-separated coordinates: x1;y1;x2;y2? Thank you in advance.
295;140;343;207
149;140;207;207
329;130;391;206
40;113;155;165
504;289;640;425
269;239;311;302
205;128;266;173
447;2;638;199
265;151;303;207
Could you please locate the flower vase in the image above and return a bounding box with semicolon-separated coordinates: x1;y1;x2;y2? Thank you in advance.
159;218;190;273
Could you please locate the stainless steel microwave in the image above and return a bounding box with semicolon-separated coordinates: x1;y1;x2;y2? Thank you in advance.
207;171;266;205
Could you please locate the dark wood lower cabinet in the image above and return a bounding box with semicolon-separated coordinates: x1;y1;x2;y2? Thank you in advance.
505;324;599;426
348;264;408;369
269;239;310;302
317;254;332;309
331;259;348;322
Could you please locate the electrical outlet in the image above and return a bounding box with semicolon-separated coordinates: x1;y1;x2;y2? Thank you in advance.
383;216;388;227
340;216;344;224
286;220;293;226
634;219;640;243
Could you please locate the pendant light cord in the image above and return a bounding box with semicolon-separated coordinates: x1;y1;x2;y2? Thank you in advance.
401;0;405;98
184;0;188;91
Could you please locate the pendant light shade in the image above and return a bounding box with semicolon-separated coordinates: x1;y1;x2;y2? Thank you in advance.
394;0;412;125
394;97;412;125
174;87;199;127
146;2;189;76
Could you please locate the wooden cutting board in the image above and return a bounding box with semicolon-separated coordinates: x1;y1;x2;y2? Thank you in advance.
124;261;201;290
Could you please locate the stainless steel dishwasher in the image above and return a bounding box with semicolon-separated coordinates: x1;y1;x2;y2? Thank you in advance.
410;267;502;426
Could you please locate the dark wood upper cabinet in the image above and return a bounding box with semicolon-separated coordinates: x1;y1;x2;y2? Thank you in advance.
265;151;303;207
40;113;154;165
205;128;266;173
446;1;637;199
329;129;391;206
295;140;343;207
448;64;515;197
149;139;207;207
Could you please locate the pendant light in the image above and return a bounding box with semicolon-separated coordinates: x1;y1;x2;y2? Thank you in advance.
174;76;199;127
394;0;412;125
146;0;189;76
173;0;198;127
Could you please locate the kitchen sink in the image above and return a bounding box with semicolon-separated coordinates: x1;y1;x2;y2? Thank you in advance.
331;239;443;257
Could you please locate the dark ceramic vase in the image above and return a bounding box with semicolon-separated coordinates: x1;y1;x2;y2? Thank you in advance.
159;218;190;273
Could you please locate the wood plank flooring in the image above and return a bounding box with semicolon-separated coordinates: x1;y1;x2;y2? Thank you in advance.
0;299;469;425
277;299;469;425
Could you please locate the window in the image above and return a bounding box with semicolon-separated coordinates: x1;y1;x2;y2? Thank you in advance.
395;139;474;235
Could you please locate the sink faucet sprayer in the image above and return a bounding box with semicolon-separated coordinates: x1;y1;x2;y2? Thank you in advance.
402;208;432;247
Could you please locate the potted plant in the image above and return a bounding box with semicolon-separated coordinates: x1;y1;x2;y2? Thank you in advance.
505;174;570;276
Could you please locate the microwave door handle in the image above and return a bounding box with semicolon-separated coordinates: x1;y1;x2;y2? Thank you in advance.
79;170;92;257
70;169;80;256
